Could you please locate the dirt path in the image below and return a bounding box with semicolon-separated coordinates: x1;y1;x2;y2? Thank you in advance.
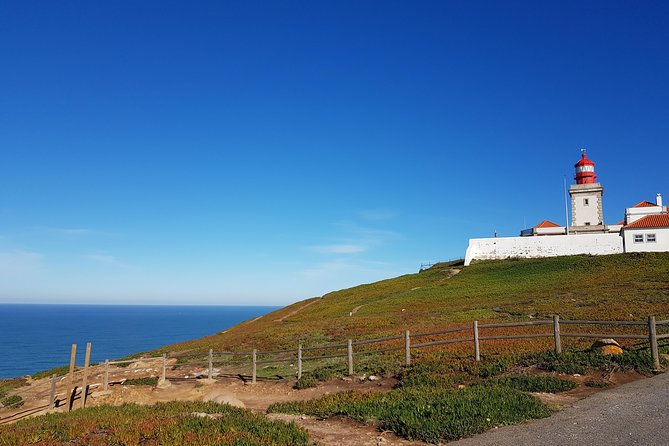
274;298;320;322
269;413;426;446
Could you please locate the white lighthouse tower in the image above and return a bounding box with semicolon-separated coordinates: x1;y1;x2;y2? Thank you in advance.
569;149;607;233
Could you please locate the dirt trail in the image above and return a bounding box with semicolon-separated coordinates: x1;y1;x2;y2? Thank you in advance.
274;298;320;322
269;413;426;446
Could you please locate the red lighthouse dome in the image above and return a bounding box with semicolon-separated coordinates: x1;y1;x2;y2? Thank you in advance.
574;149;596;184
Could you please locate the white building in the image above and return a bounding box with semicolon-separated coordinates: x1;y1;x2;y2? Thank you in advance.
621;195;669;253
464;151;668;266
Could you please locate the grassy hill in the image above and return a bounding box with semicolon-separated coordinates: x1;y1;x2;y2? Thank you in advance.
160;252;669;355
5;253;668;445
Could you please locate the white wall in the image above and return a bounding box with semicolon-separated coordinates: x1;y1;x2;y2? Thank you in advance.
626;206;665;224
464;233;623;266
622;228;669;252
535;226;566;236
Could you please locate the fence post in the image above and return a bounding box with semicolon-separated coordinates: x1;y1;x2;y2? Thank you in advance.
208;349;213;380
473;320;480;361
648;316;660;370
252;349;257;384
103;360;109;391
161;354;167;383
347;339;354;376
553;315;562;354
67;343;77;411
297;344;303;379
80;342;91;409
50;374;57;409
404;330;411;366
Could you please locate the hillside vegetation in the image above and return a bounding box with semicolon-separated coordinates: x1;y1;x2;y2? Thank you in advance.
0;402;308;446
7;253;668;446
160;252;669;355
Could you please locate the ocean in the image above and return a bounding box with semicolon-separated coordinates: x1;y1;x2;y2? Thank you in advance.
0;304;280;379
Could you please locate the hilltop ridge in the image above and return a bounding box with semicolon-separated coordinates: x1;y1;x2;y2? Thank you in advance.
158;253;669;356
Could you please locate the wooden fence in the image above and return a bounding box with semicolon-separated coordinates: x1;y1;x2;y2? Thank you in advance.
2;314;667;425
226;315;667;383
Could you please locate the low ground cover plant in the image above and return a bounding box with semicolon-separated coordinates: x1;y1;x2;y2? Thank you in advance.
0;379;25;399
0;401;309;446
31;366;72;380
474;375;576;393
294;354;399;389
0;379;26;408
153;254;669;356
123;377;159;386
0;394;23;408
526;349;659;375
269;385;553;443
271;347;660;443
294;363;347;389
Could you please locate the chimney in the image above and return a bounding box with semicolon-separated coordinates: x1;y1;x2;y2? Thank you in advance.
657;193;663;207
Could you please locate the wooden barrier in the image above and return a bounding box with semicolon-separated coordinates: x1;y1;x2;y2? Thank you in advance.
67;343;76;412
4;313;666;424
80;342;91;409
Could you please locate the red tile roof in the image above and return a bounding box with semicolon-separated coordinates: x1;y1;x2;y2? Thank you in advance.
632;200;657;208
623;213;669;229
534;220;561;228
616;220;625;226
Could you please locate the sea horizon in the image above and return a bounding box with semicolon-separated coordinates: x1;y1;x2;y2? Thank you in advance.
0;303;281;378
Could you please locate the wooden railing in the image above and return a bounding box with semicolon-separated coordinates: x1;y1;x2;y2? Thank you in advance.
2;314;667;425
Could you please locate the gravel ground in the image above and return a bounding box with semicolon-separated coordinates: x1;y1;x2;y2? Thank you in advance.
452;371;669;446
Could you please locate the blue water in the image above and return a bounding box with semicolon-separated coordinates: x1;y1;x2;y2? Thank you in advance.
0;304;280;378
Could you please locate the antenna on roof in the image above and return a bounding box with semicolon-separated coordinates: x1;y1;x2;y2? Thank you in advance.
564;176;570;234
581;147;587;155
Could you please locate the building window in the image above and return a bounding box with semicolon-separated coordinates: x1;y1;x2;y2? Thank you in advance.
646;234;656;243
584;198;589;206
585;222;591;226
634;234;644;243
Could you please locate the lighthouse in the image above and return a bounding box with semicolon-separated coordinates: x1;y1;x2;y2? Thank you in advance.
569;149;605;231
574;151;596;184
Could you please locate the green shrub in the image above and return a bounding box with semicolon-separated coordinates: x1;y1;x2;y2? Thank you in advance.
395;354;516;389
462;356;518;379
269;385;553;443
395;362;465;389
123;377;159;386
0;378;26;404
612;350;658;373
293;363;347;389
354;353;401;377
294;375;319;389
310;364;347;381
526;349;659;375
1;394;24;408
476;375;576;393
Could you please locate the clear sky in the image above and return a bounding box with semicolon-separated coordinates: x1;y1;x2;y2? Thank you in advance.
1;1;668;305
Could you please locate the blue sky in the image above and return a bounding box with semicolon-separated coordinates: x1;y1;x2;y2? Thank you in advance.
1;1;668;305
